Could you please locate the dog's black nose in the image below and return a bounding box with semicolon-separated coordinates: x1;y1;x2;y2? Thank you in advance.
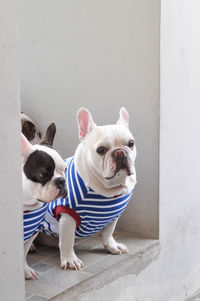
112;148;127;159
54;177;66;188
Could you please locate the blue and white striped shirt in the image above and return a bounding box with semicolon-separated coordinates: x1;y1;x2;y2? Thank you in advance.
41;157;134;238
24;203;48;242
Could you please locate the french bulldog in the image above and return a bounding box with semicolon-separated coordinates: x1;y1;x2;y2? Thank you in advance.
22;123;67;280
41;107;136;270
21;112;42;144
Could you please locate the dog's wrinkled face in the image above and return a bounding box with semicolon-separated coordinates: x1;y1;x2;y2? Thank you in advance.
21;125;67;205
88;125;136;187
76;107;136;190
23;145;67;203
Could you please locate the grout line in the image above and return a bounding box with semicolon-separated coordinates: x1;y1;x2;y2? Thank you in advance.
37;265;58;276
81;252;110;270
25;294;34;300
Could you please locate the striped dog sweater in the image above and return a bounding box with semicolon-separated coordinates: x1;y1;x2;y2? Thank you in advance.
41;157;134;238
24;202;48;242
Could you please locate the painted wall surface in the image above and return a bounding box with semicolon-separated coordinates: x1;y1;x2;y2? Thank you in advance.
0;1;25;300
19;0;160;238
78;1;200;300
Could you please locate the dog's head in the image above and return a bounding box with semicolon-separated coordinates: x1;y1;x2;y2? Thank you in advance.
75;107;136;193
22;123;67;205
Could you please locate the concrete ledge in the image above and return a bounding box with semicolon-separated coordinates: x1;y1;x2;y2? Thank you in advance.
51;241;159;301
26;231;159;301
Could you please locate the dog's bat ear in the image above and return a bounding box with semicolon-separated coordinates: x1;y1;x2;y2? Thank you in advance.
21;120;36;141
116;107;129;128
39;122;56;147
77;108;96;140
21;133;32;158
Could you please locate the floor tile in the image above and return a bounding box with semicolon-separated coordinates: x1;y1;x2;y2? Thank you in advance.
25;279;63;299
38;266;92;290
82;262;108;275
75;248;108;267
97;252;132;269
31;262;55;273
74;235;103;252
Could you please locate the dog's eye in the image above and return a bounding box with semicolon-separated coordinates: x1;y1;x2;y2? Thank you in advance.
39;172;48;179
96;146;107;156
39;173;45;178
128;140;134;148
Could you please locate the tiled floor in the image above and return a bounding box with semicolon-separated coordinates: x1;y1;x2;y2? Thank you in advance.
25;230;158;301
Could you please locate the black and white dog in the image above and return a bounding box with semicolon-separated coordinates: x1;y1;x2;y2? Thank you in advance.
21;123;67;280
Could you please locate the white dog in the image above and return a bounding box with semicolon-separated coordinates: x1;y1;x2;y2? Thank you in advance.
22;123;67;279
41;108;137;270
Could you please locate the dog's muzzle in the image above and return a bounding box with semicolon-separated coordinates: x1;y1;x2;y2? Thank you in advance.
105;148;133;180
54;177;67;198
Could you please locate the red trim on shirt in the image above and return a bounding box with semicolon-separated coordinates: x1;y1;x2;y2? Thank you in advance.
54;206;81;228
113;194;121;198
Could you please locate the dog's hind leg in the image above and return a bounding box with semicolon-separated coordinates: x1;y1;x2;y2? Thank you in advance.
102;218;129;255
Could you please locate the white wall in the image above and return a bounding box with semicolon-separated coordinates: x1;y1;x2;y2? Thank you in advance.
0;1;25;300
19;0;160;238
78;1;200;300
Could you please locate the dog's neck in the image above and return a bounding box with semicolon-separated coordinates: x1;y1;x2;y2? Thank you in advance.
23;193;44;211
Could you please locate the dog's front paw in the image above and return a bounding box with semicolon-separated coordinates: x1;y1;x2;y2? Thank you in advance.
61;252;84;270
104;239;129;255
25;265;38;280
